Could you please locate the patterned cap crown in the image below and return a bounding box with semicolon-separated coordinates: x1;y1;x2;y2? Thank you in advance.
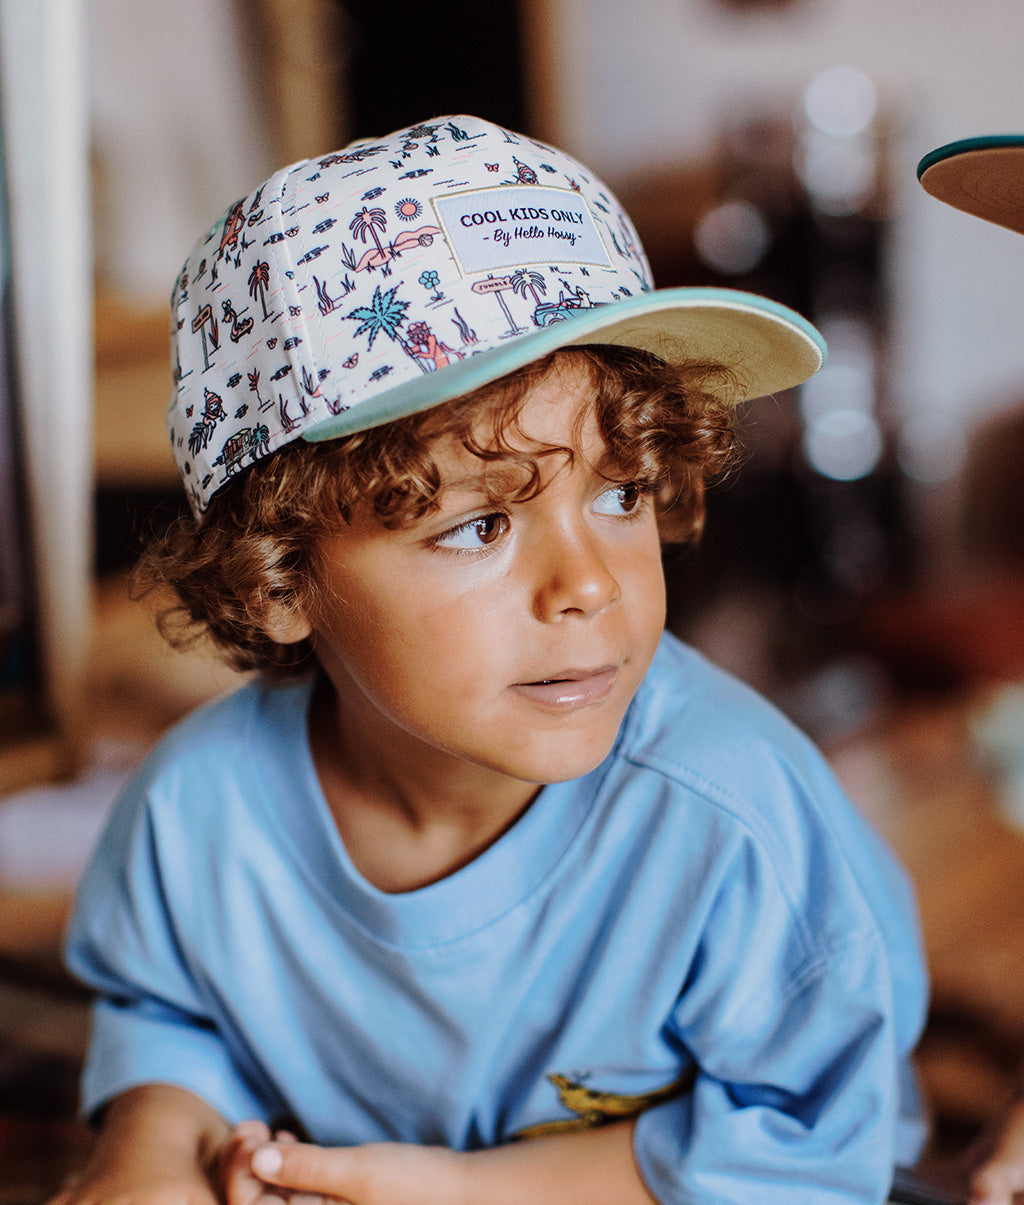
169;115;654;516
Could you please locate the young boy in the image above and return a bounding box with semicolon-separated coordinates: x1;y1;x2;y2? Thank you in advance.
59;115;926;1205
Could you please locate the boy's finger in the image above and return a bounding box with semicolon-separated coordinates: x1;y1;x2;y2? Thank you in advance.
223;1120;273;1166
222;1122;277;1205
970;1167;1024;1205
236;1120;274;1140
969;1102;1024;1205
970;1162;1024;1205
252;1142;358;1196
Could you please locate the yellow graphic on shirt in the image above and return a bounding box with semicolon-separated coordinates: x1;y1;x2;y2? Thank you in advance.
514;1069;695;1139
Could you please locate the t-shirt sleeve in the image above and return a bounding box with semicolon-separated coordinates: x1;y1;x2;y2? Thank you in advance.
632;829;919;1204
64;775;279;1125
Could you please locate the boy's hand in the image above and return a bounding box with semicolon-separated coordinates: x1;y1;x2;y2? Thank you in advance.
969;1098;1024;1204
219;1121;280;1205
220;1122;325;1205
247;1120;656;1205
248;1139;457;1205
47;1084;229;1205
49;1165;219;1205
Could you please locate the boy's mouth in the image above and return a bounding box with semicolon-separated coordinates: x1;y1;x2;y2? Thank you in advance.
511;666;618;711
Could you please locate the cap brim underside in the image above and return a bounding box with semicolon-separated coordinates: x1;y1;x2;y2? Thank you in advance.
918;135;1024;234
303;287;826;443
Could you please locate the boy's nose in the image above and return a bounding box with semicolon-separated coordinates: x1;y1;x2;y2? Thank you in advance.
531;528;622;622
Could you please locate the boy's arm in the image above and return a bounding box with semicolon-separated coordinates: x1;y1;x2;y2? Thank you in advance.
243;1121;657;1205
51;1084;231;1205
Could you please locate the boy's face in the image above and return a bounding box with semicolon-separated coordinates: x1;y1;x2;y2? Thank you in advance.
302;359;667;789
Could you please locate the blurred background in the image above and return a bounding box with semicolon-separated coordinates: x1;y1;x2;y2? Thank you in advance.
3;0;1024;1198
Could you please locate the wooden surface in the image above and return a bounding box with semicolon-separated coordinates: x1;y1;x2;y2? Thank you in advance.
833;692;1024;1147
836;698;1024;1030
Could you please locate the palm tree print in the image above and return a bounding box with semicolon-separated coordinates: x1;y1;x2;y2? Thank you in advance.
249;368;272;412
248;260;271;319
346;284;429;373
511;269;547;307
349;207;388;265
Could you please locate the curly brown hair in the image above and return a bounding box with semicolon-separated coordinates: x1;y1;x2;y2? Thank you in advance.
135;344;742;678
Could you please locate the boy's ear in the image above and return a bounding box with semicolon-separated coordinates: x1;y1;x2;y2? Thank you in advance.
259;599;313;645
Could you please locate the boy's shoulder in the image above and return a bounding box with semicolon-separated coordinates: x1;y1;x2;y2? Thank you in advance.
137;675;314;785
623;635;916;953
619;634;872;873
626;632;820;787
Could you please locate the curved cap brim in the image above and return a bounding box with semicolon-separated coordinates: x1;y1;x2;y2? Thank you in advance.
918;135;1024;234
303;286;826;443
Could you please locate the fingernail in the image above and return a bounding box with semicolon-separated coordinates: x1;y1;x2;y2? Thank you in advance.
252;1145;283;1177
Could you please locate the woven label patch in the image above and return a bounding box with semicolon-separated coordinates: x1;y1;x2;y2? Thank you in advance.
433;186;611;275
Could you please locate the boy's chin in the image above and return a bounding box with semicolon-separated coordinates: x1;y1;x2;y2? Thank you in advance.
498;686;644;786
500;728;624;787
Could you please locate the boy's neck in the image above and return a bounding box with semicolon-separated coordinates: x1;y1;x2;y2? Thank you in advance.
308;675;542;894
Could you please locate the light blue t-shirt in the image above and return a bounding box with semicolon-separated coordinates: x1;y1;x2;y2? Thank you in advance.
66;633;927;1203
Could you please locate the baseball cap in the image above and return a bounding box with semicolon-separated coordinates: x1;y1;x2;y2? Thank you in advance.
170;115;827;516
918;134;1024;234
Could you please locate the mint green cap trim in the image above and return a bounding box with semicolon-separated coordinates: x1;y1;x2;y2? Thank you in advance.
918;134;1024;180
302;286;827;444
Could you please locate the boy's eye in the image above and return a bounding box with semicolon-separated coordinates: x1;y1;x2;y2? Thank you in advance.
433;511;510;551
593;482;646;516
